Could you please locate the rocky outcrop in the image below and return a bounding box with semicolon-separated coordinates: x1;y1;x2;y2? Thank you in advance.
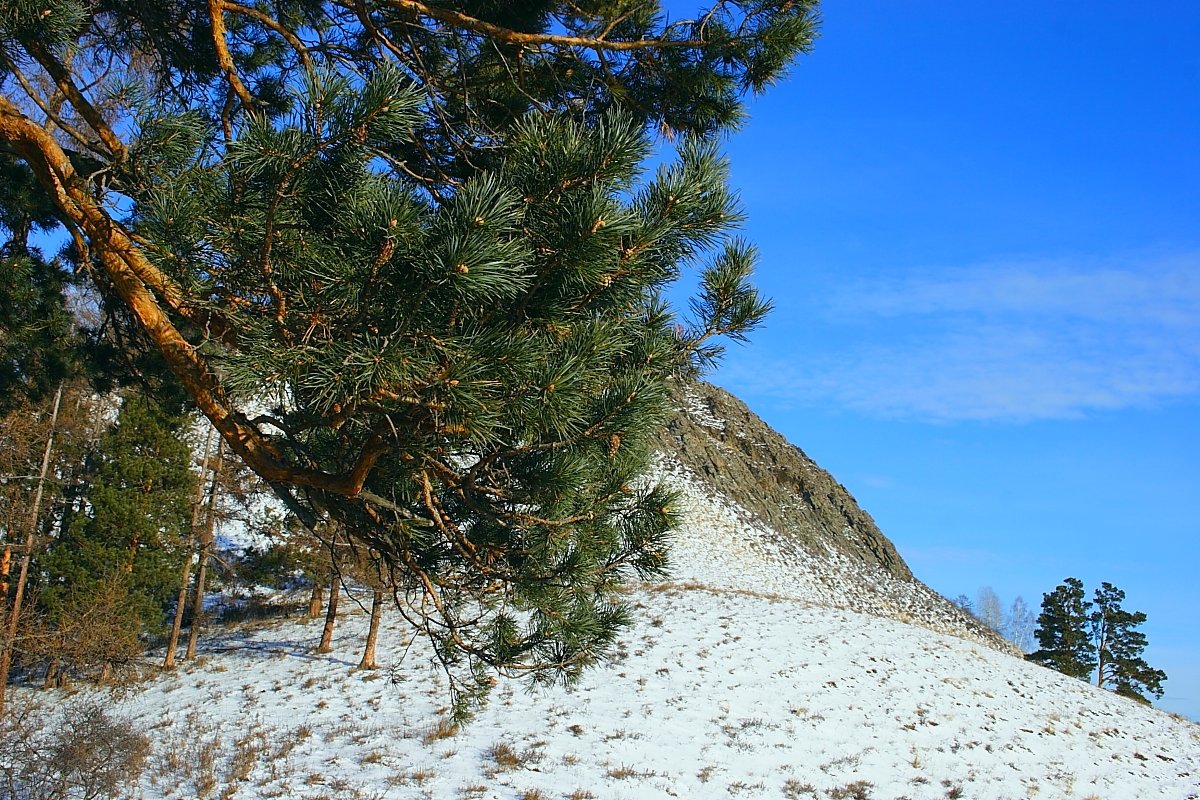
656;381;911;580
652;380;1016;653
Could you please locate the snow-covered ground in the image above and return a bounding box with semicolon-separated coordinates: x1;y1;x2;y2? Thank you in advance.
14;461;1200;799
101;586;1198;800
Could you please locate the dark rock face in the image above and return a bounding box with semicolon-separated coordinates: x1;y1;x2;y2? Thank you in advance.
656;381;912;581
652;380;1018;653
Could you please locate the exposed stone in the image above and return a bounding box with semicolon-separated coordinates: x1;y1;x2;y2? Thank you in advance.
657;380;910;580
653;380;1016;654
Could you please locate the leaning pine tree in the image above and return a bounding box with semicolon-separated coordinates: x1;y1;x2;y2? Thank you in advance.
1090;582;1167;704
0;1;818;712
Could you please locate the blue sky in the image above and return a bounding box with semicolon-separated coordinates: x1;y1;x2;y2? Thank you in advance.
690;2;1200;718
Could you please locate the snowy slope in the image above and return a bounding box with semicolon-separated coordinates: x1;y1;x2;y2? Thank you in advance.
14;457;1200;800
76;585;1200;800
653;458;1016;650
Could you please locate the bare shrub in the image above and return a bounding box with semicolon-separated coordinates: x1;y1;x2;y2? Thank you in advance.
783;779;818;798
0;699;149;799
827;781;874;800
20;581;146;687
487;742;523;770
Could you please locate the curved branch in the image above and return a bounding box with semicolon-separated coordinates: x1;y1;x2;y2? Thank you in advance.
1;56;98;156
385;0;704;52
0;96;384;498
20;39;127;161
219;1;315;73
208;0;256;109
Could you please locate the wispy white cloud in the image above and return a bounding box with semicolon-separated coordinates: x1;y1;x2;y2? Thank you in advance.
845;253;1200;324
723;252;1200;422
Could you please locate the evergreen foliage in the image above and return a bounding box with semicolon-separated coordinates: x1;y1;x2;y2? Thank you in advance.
0;0;818;710
1090;582;1167;703
1027;577;1167;704
0;156;77;413
35;393;198;674
1027;578;1095;680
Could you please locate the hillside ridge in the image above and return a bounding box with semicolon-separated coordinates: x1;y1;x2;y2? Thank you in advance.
654;380;1013;652
658;381;910;578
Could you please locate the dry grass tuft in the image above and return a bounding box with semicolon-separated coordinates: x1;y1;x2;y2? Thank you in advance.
421;717;459;744
826;780;874;800
782;778;818;798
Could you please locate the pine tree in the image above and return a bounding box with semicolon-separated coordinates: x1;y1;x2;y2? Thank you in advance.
951;594;974;618
1090;582;1167;704
0;379;103;703
36;392;198;678
1027;577;1096;680
1;1;819;708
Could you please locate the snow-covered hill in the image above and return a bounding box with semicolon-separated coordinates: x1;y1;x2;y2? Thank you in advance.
10;383;1199;799
655;382;1012;652
12;452;1200;799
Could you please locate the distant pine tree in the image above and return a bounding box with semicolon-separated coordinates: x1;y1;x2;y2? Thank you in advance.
1090;582;1167;703
1028;578;1167;704
1027;577;1096;680
951;594;974;616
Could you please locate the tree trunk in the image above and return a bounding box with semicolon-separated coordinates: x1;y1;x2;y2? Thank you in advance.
162;556;193;671
316;574;340;654
185;440;224;660
0;383;62;714
184;552;210;660
358;589;384;669
307;582;324;619
42;659;60;689
164;428;215;670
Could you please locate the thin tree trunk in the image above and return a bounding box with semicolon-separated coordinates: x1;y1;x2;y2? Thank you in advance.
0;383;62;714
316;573;340;654
164;427;214;670
185;439;223;660
162;556;193;671
307;582;324;619
358;588;384;669
183;550;210;660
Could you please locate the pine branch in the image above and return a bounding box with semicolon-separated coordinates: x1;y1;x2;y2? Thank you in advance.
383;0;706;53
